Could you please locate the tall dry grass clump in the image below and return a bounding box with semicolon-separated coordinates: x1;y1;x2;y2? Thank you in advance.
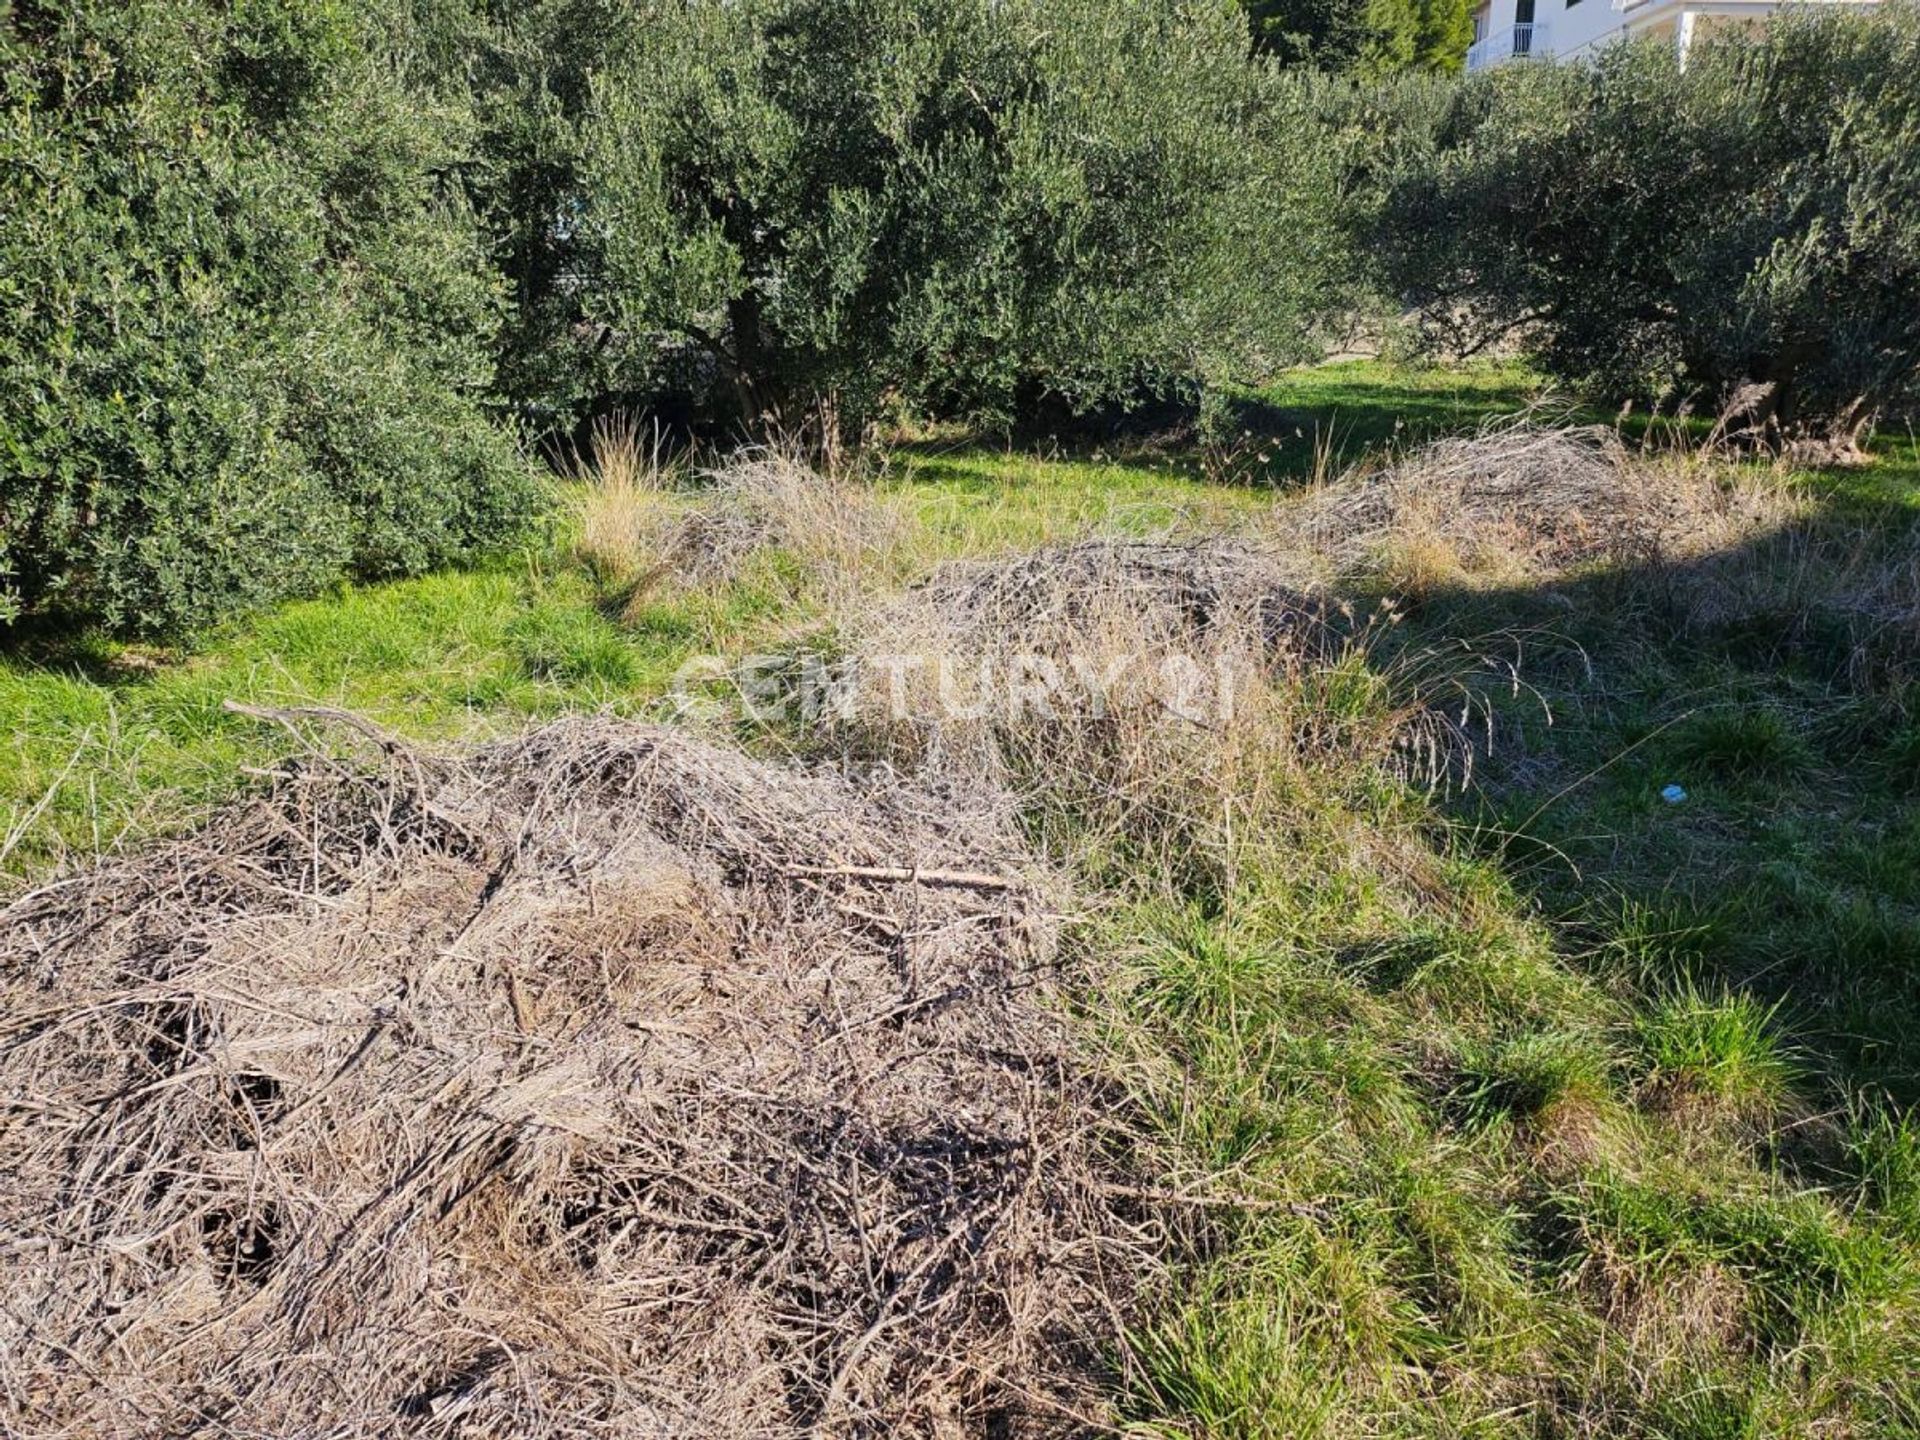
570;414;680;596
572;423;902;620
841;538;1467;898
680;448;905;606
0;714;1158;1438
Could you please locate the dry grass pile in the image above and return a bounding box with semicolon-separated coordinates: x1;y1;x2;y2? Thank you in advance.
1287;421;1917;685
678;450;903;600
850;538;1343;795
0;715;1155;1438
572;420;899;614
1291;423;1776;584
845;538;1462;895
892;538;1331;665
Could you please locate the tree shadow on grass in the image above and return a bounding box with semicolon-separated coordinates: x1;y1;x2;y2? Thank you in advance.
1233;360;1549;472
1399;460;1919;1105
889;360;1551;491
0;618;176;691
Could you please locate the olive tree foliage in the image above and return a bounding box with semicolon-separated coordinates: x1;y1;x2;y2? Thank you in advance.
0;0;538;634
1244;0;1475;75
1377;6;1920;446
442;0;647;423
570;0;1355;438
0;0;1357;632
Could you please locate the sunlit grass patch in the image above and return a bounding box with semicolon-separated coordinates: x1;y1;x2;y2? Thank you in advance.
1639;985;1800;1126
0;567;683;874
1125;1272;1352;1440
507;602;643;688
1459;1029;1616;1130
877;446;1271;559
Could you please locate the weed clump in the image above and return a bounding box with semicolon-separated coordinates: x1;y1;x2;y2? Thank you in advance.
571;422;902;621
569;416;682;595
1670;706;1811;781
1640;984;1801;1127
508;603;641;687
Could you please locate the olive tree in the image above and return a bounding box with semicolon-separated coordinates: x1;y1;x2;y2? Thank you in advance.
0;0;538;634
1245;0;1475;76
1377;6;1920;449
572;0;1354;439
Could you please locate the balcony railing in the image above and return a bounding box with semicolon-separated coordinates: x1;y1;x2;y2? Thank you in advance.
1466;21;1549;69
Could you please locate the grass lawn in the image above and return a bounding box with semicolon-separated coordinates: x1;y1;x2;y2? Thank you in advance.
6;358;1920;1436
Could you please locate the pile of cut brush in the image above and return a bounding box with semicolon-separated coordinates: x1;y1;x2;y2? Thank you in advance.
0;714;1156;1438
888;537;1333;662
1295;423;1700;572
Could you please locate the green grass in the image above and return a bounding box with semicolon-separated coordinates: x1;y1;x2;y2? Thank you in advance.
1668;706;1812;781
0;436;1271;873
9;357;1920;1436
0;566;687;871
1237;357;1552;479
1057;384;1920;1434
1472;654;1920;1103
879;445;1272;546
1639;984;1800;1116
1458;1027;1615;1128
888;358;1547;500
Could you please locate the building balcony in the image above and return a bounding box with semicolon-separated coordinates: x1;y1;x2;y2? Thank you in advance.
1466;21;1550;69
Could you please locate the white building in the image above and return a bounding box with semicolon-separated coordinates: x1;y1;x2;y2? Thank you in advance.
1466;0;1882;69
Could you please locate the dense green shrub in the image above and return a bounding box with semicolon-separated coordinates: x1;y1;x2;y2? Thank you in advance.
1244;0;1474;75
446;0;645;425
0;0;538;635
2;0;1364;635
556;0;1354;438
1377;7;1920;446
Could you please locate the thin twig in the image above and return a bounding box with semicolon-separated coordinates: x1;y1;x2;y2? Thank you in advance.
780;862;1018;891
